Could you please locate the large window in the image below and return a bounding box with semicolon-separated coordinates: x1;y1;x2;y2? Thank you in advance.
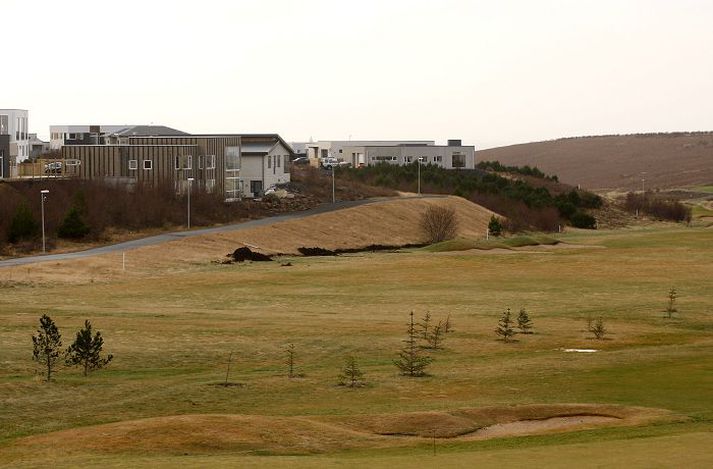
250;180;263;196
283;155;289;174
128;160;138;170
143;160;153;170
452;152;466;168
206;154;215;169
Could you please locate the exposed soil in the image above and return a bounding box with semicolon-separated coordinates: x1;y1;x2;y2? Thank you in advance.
465;415;619;440
228;247;274;262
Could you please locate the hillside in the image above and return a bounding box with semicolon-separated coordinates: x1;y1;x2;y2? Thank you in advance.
0;196;495;283
476;132;713;191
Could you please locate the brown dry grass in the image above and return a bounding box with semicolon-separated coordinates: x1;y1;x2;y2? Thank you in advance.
5;404;673;459
477;133;713;190
0;196;494;284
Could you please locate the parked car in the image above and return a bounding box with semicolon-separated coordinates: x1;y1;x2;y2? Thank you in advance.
291;156;309;165
44;161;63;174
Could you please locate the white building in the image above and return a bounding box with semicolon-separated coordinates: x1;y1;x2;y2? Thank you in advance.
303;139;475;169
0;109;30;178
49;124;187;150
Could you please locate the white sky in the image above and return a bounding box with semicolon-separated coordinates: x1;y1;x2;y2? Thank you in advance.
4;0;712;148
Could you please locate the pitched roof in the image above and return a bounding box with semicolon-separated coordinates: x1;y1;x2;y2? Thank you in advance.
114;125;188;137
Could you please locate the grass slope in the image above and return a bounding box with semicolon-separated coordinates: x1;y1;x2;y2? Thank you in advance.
477;133;713;191
1;224;712;466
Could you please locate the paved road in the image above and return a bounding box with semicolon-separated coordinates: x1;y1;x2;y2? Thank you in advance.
0;195;443;268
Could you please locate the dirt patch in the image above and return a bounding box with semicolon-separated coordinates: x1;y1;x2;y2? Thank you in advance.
464;415;620;440
297;243;426;257
228;247;274;262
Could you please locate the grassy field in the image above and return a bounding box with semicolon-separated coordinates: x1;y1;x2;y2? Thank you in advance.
1;223;712;467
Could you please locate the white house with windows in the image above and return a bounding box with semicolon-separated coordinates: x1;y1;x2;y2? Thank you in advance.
302;139;475;169
0;109;30;178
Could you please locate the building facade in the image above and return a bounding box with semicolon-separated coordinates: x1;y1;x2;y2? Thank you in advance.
0;109;30;178
50;124;187;150
303;139;475;169
60;134;293;199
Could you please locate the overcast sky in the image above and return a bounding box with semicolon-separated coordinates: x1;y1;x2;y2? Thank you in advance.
4;0;712;148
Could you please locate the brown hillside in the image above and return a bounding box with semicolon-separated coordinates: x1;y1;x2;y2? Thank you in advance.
0;196;495;283
476;133;713;191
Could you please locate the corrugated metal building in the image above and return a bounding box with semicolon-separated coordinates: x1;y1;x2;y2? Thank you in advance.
61;133;293;199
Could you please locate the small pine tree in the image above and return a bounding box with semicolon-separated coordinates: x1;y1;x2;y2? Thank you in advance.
394;311;432;377
420;311;432;340
665;287;678;318
443;314;454;334
8;203;39;243
495;308;515;342
285;343;297;378
32;315;63;382
427;321;445;349
591;317;606;340
57;206;91;239
517;308;533;334
65;320;113;376
338;355;365;387
488;215;503;237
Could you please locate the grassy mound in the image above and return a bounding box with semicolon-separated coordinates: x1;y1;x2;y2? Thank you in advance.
423;234;560;252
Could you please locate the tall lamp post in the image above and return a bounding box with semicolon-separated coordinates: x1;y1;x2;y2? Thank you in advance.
417;157;424;195
187;178;194;229
40;189;49;253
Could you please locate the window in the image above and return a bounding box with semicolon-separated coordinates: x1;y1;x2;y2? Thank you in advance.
283;155;289;173
321;149;328;158
250;180;263;196
128;159;138;170
186;155;192;170
405;156;412;163
452;153;466;168
143;160;153;170
338;149;343;153
175;156;181;170
206;155;215;169
276;155;281;167
198;155;204;169
267;155;271;168
434;155;442;163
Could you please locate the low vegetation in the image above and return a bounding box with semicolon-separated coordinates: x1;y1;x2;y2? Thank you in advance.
338;162;602;232
0;167;395;254
419;205;459;243
623;192;692;223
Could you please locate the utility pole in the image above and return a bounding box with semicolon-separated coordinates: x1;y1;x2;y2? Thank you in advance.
187;177;194;229
418;157;424;195
40;189;49;253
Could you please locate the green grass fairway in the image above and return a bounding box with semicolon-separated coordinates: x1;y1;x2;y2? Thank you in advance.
1;225;712;467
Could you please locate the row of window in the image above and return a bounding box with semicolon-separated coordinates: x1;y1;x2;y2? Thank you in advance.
267;154;290;174
127;155;217;171
371;154;461;165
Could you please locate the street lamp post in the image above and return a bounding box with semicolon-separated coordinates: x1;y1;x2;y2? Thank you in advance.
417;157;424;195
187;178;194;229
332;164;336;204
40;189;49;253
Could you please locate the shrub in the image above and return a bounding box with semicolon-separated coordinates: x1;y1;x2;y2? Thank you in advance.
57;207;91;239
570;211;597;229
420;205;459;243
488;215;503;236
8;203;39;243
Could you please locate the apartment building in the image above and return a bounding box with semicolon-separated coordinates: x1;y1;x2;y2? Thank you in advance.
0;109;30;178
60;133;293;199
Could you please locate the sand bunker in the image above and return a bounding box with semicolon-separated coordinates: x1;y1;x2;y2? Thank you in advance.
466;415;619;439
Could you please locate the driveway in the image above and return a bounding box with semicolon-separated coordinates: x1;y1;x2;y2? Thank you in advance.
0;195;443;268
